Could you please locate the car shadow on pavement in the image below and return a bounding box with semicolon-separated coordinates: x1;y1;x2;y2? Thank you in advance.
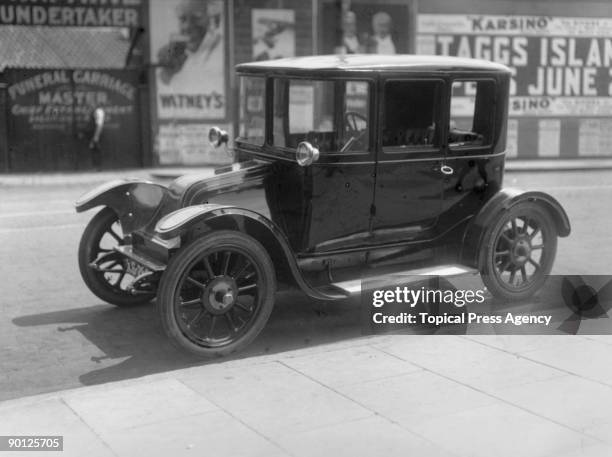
11;290;365;388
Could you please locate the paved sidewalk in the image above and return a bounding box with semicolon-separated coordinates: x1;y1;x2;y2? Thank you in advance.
2;334;612;457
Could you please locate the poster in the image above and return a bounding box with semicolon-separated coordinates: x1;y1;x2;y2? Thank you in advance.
537;119;561;157
157;123;233;165
578;119;612;156
505;119;518;158
320;2;412;55
252;9;295;61
149;0;225;120
417;14;612;117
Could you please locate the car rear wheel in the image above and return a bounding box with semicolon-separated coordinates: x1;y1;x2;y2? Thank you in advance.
480;202;557;300
78;207;154;307
158;230;276;357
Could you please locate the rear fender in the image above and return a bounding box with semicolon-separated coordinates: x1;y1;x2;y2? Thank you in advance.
75;179;168;233
155;205;338;300
460;188;571;268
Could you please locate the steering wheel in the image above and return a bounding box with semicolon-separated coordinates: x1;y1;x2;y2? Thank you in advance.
345;111;367;134
342;111;368;152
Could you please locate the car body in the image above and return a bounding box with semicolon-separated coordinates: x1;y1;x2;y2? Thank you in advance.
76;54;570;356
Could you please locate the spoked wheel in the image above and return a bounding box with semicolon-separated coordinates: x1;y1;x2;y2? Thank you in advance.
481;202;557;300
78;207;154;306
158;230;276;357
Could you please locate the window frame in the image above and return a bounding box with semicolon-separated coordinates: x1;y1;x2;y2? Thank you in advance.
269;76;376;158
447;77;497;156
236;75;267;146
380;77;446;156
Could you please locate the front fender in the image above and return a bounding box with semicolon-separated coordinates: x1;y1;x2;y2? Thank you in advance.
460;187;571;268
155;205;344;301
75;179;168;234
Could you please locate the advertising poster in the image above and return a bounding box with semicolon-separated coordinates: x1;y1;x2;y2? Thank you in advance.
320;1;412;55
252;9;295;61
156;123;233;165
149;0;225;120
417;14;612;117
537;119;561;157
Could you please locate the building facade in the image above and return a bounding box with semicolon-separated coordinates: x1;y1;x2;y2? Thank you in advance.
1;0;611;172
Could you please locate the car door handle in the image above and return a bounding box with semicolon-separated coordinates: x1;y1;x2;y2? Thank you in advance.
440;165;454;175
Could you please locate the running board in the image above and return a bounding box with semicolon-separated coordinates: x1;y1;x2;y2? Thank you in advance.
330;265;477;295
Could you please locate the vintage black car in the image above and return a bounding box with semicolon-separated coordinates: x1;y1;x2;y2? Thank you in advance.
76;55;570;356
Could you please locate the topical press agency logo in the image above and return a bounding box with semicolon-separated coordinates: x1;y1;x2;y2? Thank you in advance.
364;276;611;335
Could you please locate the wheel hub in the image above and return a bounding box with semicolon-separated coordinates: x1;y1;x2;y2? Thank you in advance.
203;276;238;314
510;237;531;266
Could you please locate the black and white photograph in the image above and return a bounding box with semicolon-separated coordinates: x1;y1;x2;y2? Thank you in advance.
1;0;612;456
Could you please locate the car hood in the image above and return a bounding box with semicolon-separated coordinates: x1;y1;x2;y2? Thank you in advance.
167;160;273;218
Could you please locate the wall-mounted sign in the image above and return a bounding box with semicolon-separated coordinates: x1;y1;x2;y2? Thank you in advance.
0;0;143;27
149;0;226;120
6;68;141;171
7;69;136;131
418;14;612;117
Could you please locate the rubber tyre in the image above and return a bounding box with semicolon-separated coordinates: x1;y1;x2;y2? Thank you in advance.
480;202;557;301
78;207;154;307
158;230;276;357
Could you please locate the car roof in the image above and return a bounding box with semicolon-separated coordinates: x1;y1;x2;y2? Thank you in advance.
236;54;511;75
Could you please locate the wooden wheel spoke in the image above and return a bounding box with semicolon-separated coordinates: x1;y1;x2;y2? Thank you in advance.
222;252;231;276
108;227;122;243
529;227;541;241
208;315;217;337
186;276;206;289
188;310;206;328
180;298;202;308
113;270;126;287
511;219;518;236
509;269;516;285
225;312;236;332
238;283;257;294
202;256;215;279
233;260;251;281
520;266;528;283
235;301;253;313
495;250;510;258
531;244;544;250
527;258;540;270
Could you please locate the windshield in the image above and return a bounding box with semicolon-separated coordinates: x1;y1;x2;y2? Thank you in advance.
238;76;266;145
272;78;370;153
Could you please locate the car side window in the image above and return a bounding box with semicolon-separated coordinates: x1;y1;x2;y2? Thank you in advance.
272;78;371;154
382;80;441;151
449;80;496;149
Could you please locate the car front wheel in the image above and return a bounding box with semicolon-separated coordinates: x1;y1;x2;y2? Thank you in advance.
78;207;154;307
158;230;276;357
480;202;557;301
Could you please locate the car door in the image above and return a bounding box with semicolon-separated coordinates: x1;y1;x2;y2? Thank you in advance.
371;78;447;244
269;77;377;253
440;77;503;233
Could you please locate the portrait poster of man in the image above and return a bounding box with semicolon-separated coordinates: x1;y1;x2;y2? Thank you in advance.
252;9;296;61
319;1;414;55
150;0;226;120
